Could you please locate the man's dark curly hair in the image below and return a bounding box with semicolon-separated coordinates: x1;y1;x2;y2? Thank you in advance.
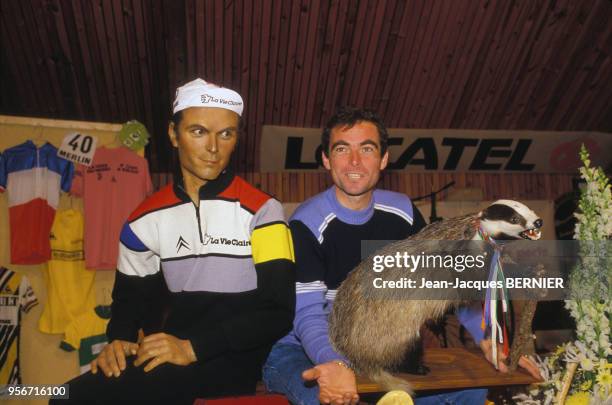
321;107;389;157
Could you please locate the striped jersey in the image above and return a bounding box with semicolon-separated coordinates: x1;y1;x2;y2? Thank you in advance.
0;141;74;264
0;267;38;385
108;169;295;376
278;186;425;364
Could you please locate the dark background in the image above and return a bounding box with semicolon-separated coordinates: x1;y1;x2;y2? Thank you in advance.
1;0;611;173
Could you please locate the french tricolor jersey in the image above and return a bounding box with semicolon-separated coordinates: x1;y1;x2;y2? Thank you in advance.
0;141;74;264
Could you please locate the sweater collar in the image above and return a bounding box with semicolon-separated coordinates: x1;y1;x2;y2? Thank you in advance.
173;167;235;202
325;186;375;225
24;140;52;150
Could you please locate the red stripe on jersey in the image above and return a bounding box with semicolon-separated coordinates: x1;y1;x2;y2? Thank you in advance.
219;176;271;213
128;184;182;221
9;199;55;264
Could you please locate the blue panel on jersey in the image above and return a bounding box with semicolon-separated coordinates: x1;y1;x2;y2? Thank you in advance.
119;223;149;252
0;152;6;189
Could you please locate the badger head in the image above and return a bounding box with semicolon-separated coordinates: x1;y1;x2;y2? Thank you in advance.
478;200;543;241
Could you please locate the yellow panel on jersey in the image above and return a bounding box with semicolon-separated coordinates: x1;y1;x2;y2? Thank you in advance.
38;209;96;334
251;223;295;265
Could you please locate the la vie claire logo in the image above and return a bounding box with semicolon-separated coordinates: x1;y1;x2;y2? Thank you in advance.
202;233;250;247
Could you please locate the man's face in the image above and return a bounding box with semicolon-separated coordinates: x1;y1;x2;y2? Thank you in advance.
168;107;239;186
322;121;388;202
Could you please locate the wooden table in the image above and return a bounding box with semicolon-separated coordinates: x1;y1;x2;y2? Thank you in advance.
356;348;538;393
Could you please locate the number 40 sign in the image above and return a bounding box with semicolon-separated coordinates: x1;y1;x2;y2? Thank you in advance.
57;133;98;166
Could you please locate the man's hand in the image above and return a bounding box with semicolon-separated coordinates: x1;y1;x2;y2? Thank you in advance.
133;332;197;372
479;339;542;380
302;361;359;405
91;340;139;378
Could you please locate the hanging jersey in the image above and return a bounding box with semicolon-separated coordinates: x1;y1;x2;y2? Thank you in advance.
71;146;152;269
60;306;111;374
0;267;38;384
38;209;96;334
0;141;74;264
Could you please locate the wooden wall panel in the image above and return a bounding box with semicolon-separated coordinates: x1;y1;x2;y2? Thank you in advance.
149;172;575;203
0;0;610;175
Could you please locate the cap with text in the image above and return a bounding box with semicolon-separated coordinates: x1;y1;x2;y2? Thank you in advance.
172;78;244;116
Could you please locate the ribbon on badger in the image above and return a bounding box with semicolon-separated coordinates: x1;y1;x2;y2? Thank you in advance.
478;226;510;369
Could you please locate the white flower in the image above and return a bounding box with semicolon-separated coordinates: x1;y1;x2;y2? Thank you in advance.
513;393;542;405
581;357;595;371
542;388;555;405
600;335;610;350
600;315;609;328
515;146;611;404
564;343;581;363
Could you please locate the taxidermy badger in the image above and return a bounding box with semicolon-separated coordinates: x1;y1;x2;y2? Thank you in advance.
329;200;543;391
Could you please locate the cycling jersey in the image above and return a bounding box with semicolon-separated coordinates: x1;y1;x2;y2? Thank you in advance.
70;146;152;269
0;267;38;384
108;169;296;385
38;209;95;334
0;141;73;264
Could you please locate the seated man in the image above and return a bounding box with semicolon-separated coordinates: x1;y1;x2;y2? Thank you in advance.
53;79;295;404
263;107;539;405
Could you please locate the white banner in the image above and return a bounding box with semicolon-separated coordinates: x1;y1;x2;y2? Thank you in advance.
260;126;612;173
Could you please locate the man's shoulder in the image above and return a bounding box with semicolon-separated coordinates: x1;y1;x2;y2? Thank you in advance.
127;184;183;222
289;190;334;239
373;189;415;225
291;190;332;220
223;175;275;214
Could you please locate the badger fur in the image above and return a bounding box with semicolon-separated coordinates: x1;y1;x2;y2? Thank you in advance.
328;200;543;392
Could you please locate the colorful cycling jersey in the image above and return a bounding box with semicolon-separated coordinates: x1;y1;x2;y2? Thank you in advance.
108;170;295;379
0;141;74;264
0;267;38;385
